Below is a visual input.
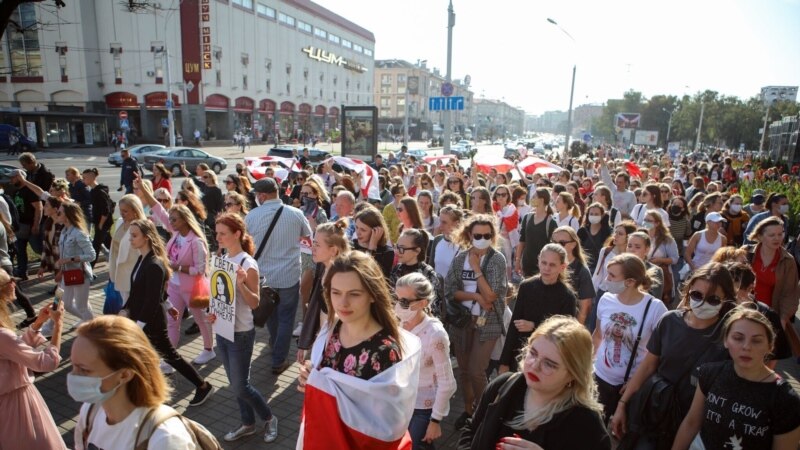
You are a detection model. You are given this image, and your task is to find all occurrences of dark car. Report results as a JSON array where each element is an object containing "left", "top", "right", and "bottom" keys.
[
  {"left": 0, "top": 124, "right": 37, "bottom": 152},
  {"left": 142, "top": 147, "right": 227, "bottom": 175},
  {"left": 266, "top": 146, "right": 331, "bottom": 164},
  {"left": 107, "top": 144, "right": 166, "bottom": 166}
]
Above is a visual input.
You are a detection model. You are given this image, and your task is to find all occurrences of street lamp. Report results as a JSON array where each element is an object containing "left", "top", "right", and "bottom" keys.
[
  {"left": 547, "top": 18, "right": 576, "bottom": 161},
  {"left": 662, "top": 107, "right": 675, "bottom": 146}
]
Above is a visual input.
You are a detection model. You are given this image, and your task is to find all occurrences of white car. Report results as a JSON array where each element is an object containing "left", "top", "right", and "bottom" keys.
[{"left": 457, "top": 140, "right": 472, "bottom": 151}]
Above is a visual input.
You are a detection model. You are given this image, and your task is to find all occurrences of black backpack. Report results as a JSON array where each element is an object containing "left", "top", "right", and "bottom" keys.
[{"left": 2, "top": 192, "right": 20, "bottom": 232}]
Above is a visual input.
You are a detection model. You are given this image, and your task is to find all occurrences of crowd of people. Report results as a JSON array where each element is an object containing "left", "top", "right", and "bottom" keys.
[{"left": 1, "top": 145, "right": 799, "bottom": 449}]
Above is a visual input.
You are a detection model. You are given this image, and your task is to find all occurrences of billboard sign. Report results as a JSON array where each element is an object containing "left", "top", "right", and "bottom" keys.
[
  {"left": 341, "top": 106, "right": 378, "bottom": 162},
  {"left": 634, "top": 130, "right": 659, "bottom": 146},
  {"left": 615, "top": 113, "right": 641, "bottom": 129}
]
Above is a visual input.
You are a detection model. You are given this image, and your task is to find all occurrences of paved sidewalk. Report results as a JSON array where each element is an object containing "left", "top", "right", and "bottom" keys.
[
  {"left": 11, "top": 260, "right": 466, "bottom": 449},
  {"left": 11, "top": 259, "right": 800, "bottom": 449}
]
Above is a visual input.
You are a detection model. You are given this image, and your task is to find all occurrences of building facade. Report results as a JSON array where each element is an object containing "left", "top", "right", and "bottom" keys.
[
  {"left": 373, "top": 59, "right": 474, "bottom": 141},
  {"left": 473, "top": 98, "right": 525, "bottom": 140},
  {"left": 0, "top": 0, "right": 374, "bottom": 147}
]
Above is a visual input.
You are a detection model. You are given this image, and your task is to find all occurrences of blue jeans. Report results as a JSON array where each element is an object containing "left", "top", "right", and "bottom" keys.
[
  {"left": 587, "top": 289, "right": 606, "bottom": 334},
  {"left": 267, "top": 282, "right": 300, "bottom": 367},
  {"left": 408, "top": 408, "right": 435, "bottom": 450},
  {"left": 216, "top": 328, "right": 272, "bottom": 426}
]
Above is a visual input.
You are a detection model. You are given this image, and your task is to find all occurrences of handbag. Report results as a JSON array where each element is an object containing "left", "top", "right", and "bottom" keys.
[
  {"left": 446, "top": 249, "right": 496, "bottom": 330},
  {"left": 189, "top": 275, "right": 211, "bottom": 309},
  {"left": 252, "top": 206, "right": 284, "bottom": 328},
  {"left": 63, "top": 267, "right": 85, "bottom": 286},
  {"left": 103, "top": 281, "right": 124, "bottom": 314}
]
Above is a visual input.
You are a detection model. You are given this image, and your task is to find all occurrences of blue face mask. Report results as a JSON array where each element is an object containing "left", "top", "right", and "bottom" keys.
[{"left": 67, "top": 371, "right": 121, "bottom": 404}]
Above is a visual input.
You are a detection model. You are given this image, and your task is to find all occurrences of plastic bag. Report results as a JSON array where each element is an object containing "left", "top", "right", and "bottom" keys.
[
  {"left": 103, "top": 281, "right": 124, "bottom": 314},
  {"left": 189, "top": 276, "right": 211, "bottom": 309}
]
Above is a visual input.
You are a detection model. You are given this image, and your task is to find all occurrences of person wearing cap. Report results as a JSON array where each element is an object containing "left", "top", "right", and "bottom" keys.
[
  {"left": 245, "top": 177, "right": 311, "bottom": 374},
  {"left": 685, "top": 211, "right": 728, "bottom": 271},
  {"left": 743, "top": 193, "right": 790, "bottom": 245},
  {"left": 743, "top": 189, "right": 766, "bottom": 217}
]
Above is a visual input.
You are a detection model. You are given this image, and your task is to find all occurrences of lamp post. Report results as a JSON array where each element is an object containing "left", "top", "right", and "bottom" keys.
[
  {"left": 662, "top": 107, "right": 675, "bottom": 146},
  {"left": 547, "top": 18, "right": 576, "bottom": 161},
  {"left": 443, "top": 0, "right": 455, "bottom": 155}
]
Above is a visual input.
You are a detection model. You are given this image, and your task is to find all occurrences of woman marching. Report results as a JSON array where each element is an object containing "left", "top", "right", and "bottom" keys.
[{"left": 123, "top": 219, "right": 215, "bottom": 407}]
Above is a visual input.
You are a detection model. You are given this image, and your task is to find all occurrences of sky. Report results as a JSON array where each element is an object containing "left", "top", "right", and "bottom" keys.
[{"left": 315, "top": 0, "right": 800, "bottom": 115}]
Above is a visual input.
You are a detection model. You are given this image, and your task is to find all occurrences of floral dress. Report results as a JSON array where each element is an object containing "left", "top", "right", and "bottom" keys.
[{"left": 320, "top": 321, "right": 401, "bottom": 380}]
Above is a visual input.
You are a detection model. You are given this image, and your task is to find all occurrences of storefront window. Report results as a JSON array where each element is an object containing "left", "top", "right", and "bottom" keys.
[{"left": 46, "top": 122, "right": 70, "bottom": 144}]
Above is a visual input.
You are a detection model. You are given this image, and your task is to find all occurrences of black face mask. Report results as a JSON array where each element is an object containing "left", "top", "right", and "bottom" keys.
[{"left": 670, "top": 205, "right": 683, "bottom": 215}]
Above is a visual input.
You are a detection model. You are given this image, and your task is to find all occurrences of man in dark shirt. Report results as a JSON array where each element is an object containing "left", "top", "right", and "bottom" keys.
[
  {"left": 298, "top": 148, "right": 310, "bottom": 168},
  {"left": 18, "top": 152, "right": 54, "bottom": 192},
  {"left": 10, "top": 170, "right": 42, "bottom": 279},
  {"left": 371, "top": 154, "right": 386, "bottom": 171},
  {"left": 118, "top": 148, "right": 139, "bottom": 193}
]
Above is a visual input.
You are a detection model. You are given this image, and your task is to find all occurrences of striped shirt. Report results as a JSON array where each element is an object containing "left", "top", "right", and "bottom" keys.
[{"left": 245, "top": 199, "right": 311, "bottom": 288}]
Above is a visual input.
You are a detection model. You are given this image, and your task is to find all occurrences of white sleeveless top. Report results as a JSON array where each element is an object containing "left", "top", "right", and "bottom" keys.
[{"left": 691, "top": 230, "right": 722, "bottom": 268}]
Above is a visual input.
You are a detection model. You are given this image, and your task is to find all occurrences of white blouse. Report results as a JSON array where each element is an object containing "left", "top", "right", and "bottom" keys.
[{"left": 409, "top": 315, "right": 457, "bottom": 421}]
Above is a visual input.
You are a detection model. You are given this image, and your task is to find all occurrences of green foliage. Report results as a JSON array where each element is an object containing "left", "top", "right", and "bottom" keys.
[
  {"left": 590, "top": 90, "right": 800, "bottom": 151},
  {"left": 737, "top": 179, "right": 800, "bottom": 236}
]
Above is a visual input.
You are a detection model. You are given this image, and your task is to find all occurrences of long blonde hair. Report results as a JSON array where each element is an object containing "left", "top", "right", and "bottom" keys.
[
  {"left": 0, "top": 270, "right": 14, "bottom": 329},
  {"left": 508, "top": 315, "right": 603, "bottom": 430}
]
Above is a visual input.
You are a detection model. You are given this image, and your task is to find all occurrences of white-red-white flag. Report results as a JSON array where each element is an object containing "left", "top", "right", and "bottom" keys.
[
  {"left": 325, "top": 156, "right": 381, "bottom": 200},
  {"left": 473, "top": 154, "right": 515, "bottom": 174},
  {"left": 517, "top": 156, "right": 564, "bottom": 176},
  {"left": 244, "top": 156, "right": 301, "bottom": 182},
  {"left": 296, "top": 326, "right": 421, "bottom": 450}
]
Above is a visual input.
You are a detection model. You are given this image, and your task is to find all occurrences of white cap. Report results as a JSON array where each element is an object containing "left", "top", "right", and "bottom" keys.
[{"left": 705, "top": 212, "right": 727, "bottom": 223}]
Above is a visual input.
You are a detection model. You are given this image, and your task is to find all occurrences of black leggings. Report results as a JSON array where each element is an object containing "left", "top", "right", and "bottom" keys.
[
  {"left": 145, "top": 322, "right": 205, "bottom": 388},
  {"left": 91, "top": 227, "right": 112, "bottom": 267}
]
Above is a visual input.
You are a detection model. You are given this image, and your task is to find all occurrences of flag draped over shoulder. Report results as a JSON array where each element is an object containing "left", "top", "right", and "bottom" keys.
[
  {"left": 297, "top": 326, "right": 422, "bottom": 450},
  {"left": 325, "top": 156, "right": 381, "bottom": 200}
]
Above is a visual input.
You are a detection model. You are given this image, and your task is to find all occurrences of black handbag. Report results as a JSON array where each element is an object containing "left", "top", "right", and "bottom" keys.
[
  {"left": 252, "top": 206, "right": 284, "bottom": 328},
  {"left": 446, "top": 249, "right": 495, "bottom": 329}
]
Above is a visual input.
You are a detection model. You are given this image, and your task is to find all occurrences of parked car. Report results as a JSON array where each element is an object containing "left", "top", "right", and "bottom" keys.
[
  {"left": 407, "top": 149, "right": 428, "bottom": 158},
  {"left": 107, "top": 144, "right": 166, "bottom": 166},
  {"left": 142, "top": 147, "right": 227, "bottom": 175},
  {"left": 0, "top": 124, "right": 37, "bottom": 152},
  {"left": 456, "top": 140, "right": 473, "bottom": 151},
  {"left": 266, "top": 146, "right": 331, "bottom": 164},
  {"left": 450, "top": 144, "right": 469, "bottom": 159}
]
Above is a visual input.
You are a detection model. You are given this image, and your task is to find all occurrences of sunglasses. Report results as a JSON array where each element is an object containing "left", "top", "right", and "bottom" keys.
[
  {"left": 473, "top": 233, "right": 492, "bottom": 240},
  {"left": 226, "top": 179, "right": 235, "bottom": 184},
  {"left": 157, "top": 198, "right": 170, "bottom": 204},
  {"left": 552, "top": 239, "right": 574, "bottom": 246},
  {"left": 396, "top": 245, "right": 419, "bottom": 254},
  {"left": 225, "top": 202, "right": 237, "bottom": 207},
  {"left": 495, "top": 192, "right": 508, "bottom": 197},
  {"left": 448, "top": 179, "right": 459, "bottom": 184},
  {"left": 688, "top": 290, "right": 723, "bottom": 306},
  {"left": 394, "top": 297, "right": 424, "bottom": 309}
]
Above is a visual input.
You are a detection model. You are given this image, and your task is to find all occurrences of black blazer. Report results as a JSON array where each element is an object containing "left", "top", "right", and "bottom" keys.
[{"left": 126, "top": 251, "right": 168, "bottom": 330}]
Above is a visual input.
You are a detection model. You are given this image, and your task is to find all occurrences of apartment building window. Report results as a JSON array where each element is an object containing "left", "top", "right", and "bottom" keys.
[
  {"left": 233, "top": 0, "right": 254, "bottom": 8},
  {"left": 364, "top": 48, "right": 373, "bottom": 57},
  {"left": 380, "top": 108, "right": 390, "bottom": 118},
  {"left": 353, "top": 43, "right": 363, "bottom": 53},
  {"left": 333, "top": 91, "right": 337, "bottom": 100},
  {"left": 297, "top": 20, "right": 312, "bottom": 33},
  {"left": 319, "top": 88, "right": 323, "bottom": 98},
  {"left": 286, "top": 82, "right": 291, "bottom": 95},
  {"left": 328, "top": 33, "right": 340, "bottom": 44},
  {"left": 397, "top": 74, "right": 406, "bottom": 84},
  {"left": 216, "top": 70, "right": 222, "bottom": 87},
  {"left": 356, "top": 81, "right": 361, "bottom": 90},
  {"left": 380, "top": 86, "right": 391, "bottom": 94},
  {"left": 397, "top": 97, "right": 405, "bottom": 107},
  {"left": 243, "top": 74, "right": 248, "bottom": 90},
  {"left": 380, "top": 97, "right": 390, "bottom": 107},
  {"left": 265, "top": 79, "right": 271, "bottom": 93},
  {"left": 304, "top": 86, "right": 308, "bottom": 97},
  {"left": 8, "top": 4, "right": 41, "bottom": 76},
  {"left": 256, "top": 3, "right": 276, "bottom": 18},
  {"left": 314, "top": 28, "right": 327, "bottom": 39},
  {"left": 286, "top": 64, "right": 291, "bottom": 75},
  {"left": 341, "top": 39, "right": 352, "bottom": 49},
  {"left": 278, "top": 12, "right": 295, "bottom": 26},
  {"left": 381, "top": 74, "right": 392, "bottom": 85}
]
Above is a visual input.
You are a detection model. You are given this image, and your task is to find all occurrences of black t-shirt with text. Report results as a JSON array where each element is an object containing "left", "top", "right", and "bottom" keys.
[{"left": 699, "top": 360, "right": 800, "bottom": 449}]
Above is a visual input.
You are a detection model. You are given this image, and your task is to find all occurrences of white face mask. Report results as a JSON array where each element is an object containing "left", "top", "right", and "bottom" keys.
[
  {"left": 604, "top": 279, "right": 627, "bottom": 294},
  {"left": 67, "top": 371, "right": 121, "bottom": 404},
  {"left": 473, "top": 238, "right": 491, "bottom": 250},
  {"left": 729, "top": 204, "right": 742, "bottom": 214},
  {"left": 588, "top": 215, "right": 602, "bottom": 224},
  {"left": 690, "top": 298, "right": 722, "bottom": 320},
  {"left": 642, "top": 221, "right": 655, "bottom": 230},
  {"left": 394, "top": 303, "right": 420, "bottom": 323},
  {"left": 779, "top": 204, "right": 789, "bottom": 215}
]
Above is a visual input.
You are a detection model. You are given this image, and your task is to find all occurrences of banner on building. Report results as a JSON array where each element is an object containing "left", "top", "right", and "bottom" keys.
[
  {"left": 615, "top": 113, "right": 641, "bottom": 129},
  {"left": 634, "top": 130, "right": 659, "bottom": 146}
]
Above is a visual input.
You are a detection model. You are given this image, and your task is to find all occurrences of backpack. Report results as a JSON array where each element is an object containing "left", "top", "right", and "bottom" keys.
[
  {"left": 83, "top": 403, "right": 223, "bottom": 450},
  {"left": 1, "top": 192, "right": 20, "bottom": 232}
]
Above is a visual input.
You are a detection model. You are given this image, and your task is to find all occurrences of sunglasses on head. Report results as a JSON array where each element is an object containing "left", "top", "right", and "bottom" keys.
[
  {"left": 688, "top": 290, "right": 723, "bottom": 306},
  {"left": 473, "top": 233, "right": 492, "bottom": 240}
]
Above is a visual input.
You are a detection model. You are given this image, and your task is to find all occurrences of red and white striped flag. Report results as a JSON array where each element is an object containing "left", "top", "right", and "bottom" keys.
[
  {"left": 517, "top": 156, "right": 564, "bottom": 176},
  {"left": 296, "top": 326, "right": 422, "bottom": 450},
  {"left": 244, "top": 156, "right": 301, "bottom": 182},
  {"left": 325, "top": 156, "right": 381, "bottom": 200}
]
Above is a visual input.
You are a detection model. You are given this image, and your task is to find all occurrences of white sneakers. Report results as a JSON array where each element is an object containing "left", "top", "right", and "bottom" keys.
[
  {"left": 192, "top": 349, "right": 216, "bottom": 365},
  {"left": 292, "top": 322, "right": 303, "bottom": 337},
  {"left": 160, "top": 360, "right": 175, "bottom": 375}
]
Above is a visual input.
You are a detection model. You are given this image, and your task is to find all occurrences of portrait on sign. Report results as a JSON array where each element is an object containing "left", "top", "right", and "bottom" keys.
[{"left": 211, "top": 271, "right": 234, "bottom": 306}]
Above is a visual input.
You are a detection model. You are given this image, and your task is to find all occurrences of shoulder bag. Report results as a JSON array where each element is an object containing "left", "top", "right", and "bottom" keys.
[{"left": 252, "top": 206, "right": 284, "bottom": 327}]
